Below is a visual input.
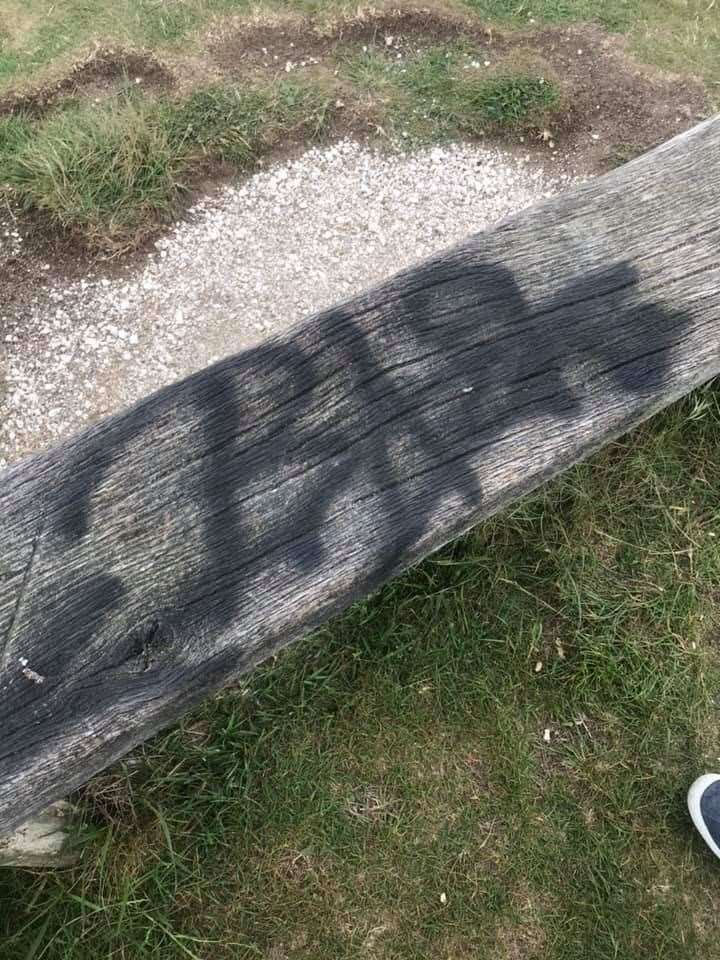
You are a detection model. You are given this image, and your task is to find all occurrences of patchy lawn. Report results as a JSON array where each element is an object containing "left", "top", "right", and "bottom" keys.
[
  {"left": 0, "top": 0, "right": 715, "bottom": 253},
  {"left": 1, "top": 0, "right": 718, "bottom": 94}
]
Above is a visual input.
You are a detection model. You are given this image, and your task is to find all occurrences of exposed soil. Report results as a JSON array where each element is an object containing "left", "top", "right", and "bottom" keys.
[
  {"left": 0, "top": 48, "right": 173, "bottom": 118},
  {"left": 523, "top": 24, "right": 706, "bottom": 168},
  {"left": 207, "top": 6, "right": 474, "bottom": 73},
  {"left": 0, "top": 7, "right": 710, "bottom": 303},
  {"left": 210, "top": 12, "right": 708, "bottom": 172},
  {"left": 0, "top": 204, "right": 139, "bottom": 316}
]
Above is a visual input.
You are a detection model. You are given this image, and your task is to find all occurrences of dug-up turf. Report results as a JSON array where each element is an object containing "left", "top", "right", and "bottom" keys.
[
  {"left": 0, "top": 7, "right": 710, "bottom": 302},
  {"left": 0, "top": 48, "right": 172, "bottom": 118},
  {"left": 208, "top": 11, "right": 709, "bottom": 172}
]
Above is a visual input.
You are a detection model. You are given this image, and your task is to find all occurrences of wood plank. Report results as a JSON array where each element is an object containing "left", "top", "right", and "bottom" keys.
[{"left": 1, "top": 116, "right": 719, "bottom": 835}]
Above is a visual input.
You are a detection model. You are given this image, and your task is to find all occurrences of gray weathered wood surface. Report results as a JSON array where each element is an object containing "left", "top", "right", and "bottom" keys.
[{"left": 1, "top": 116, "right": 719, "bottom": 835}]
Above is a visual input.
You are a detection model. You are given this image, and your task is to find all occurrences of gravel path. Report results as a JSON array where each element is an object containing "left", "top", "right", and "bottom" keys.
[{"left": 0, "top": 141, "right": 577, "bottom": 467}]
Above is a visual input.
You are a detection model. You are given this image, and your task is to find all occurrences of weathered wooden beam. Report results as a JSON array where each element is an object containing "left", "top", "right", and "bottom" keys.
[{"left": 1, "top": 116, "right": 719, "bottom": 836}]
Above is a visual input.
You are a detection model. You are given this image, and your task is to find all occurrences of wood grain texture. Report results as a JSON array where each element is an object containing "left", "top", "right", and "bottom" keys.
[{"left": 1, "top": 116, "right": 720, "bottom": 834}]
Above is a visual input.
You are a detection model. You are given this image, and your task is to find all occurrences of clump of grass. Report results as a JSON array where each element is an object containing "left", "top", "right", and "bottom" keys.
[
  {"left": 397, "top": 48, "right": 458, "bottom": 103},
  {"left": 2, "top": 98, "right": 183, "bottom": 247},
  {"left": 163, "top": 86, "right": 267, "bottom": 165},
  {"left": 458, "top": 73, "right": 560, "bottom": 129},
  {"left": 0, "top": 111, "right": 33, "bottom": 166},
  {"left": 341, "top": 47, "right": 400, "bottom": 93},
  {"left": 0, "top": 82, "right": 331, "bottom": 251},
  {"left": 161, "top": 82, "right": 329, "bottom": 166},
  {"left": 342, "top": 46, "right": 562, "bottom": 144}
]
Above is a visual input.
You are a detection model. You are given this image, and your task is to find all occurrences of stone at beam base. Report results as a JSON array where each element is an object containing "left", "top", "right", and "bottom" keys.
[{"left": 0, "top": 802, "right": 80, "bottom": 868}]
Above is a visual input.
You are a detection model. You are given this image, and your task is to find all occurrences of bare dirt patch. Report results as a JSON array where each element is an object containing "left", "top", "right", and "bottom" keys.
[
  {"left": 0, "top": 49, "right": 173, "bottom": 118},
  {"left": 211, "top": 12, "right": 708, "bottom": 173},
  {"left": 493, "top": 884, "right": 554, "bottom": 960},
  {"left": 207, "top": 6, "right": 473, "bottom": 76},
  {"left": 524, "top": 24, "right": 707, "bottom": 170},
  {"left": 0, "top": 7, "right": 710, "bottom": 303},
  {"left": 0, "top": 204, "right": 131, "bottom": 315}
]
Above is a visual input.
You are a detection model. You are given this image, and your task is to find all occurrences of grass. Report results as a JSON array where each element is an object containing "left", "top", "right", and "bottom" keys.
[
  {"left": 342, "top": 46, "right": 561, "bottom": 142},
  {"left": 0, "top": 0, "right": 215, "bottom": 91},
  {"left": 0, "top": 44, "right": 560, "bottom": 248},
  {"left": 396, "top": 49, "right": 561, "bottom": 136},
  {"left": 1, "top": 0, "right": 718, "bottom": 96},
  {"left": 462, "top": 0, "right": 720, "bottom": 84},
  {"left": 1, "top": 101, "right": 185, "bottom": 247},
  {"left": 464, "top": 0, "right": 639, "bottom": 30},
  {"left": 461, "top": 73, "right": 559, "bottom": 125},
  {"left": 4, "top": 384, "right": 720, "bottom": 957},
  {"left": 0, "top": 82, "right": 331, "bottom": 251}
]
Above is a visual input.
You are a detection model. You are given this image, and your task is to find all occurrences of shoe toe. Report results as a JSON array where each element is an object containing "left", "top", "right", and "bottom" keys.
[{"left": 688, "top": 774, "right": 720, "bottom": 859}]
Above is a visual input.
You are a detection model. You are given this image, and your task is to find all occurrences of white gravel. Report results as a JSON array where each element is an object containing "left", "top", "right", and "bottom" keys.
[{"left": 0, "top": 140, "right": 577, "bottom": 466}]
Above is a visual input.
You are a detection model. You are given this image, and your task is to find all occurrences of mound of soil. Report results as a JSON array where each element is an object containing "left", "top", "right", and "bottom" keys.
[
  {"left": 0, "top": 8, "right": 710, "bottom": 297},
  {"left": 211, "top": 13, "right": 708, "bottom": 172},
  {"left": 0, "top": 49, "right": 172, "bottom": 118}
]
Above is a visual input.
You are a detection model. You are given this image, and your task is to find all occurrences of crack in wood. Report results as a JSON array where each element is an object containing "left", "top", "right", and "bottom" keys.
[{"left": 1, "top": 514, "right": 46, "bottom": 673}]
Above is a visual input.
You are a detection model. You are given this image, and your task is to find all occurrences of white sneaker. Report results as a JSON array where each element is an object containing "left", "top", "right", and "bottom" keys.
[{"left": 688, "top": 774, "right": 720, "bottom": 860}]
